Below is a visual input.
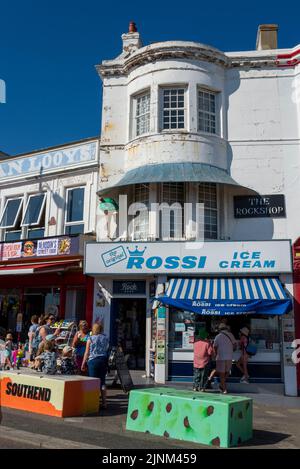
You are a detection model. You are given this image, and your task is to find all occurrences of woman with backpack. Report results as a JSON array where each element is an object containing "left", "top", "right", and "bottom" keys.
[{"left": 236, "top": 326, "right": 251, "bottom": 384}]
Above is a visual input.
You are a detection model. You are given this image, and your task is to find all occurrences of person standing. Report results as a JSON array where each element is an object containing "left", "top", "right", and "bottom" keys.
[
  {"left": 4, "top": 333, "right": 14, "bottom": 370},
  {"left": 28, "top": 315, "right": 39, "bottom": 360},
  {"left": 81, "top": 323, "right": 109, "bottom": 409},
  {"left": 213, "top": 323, "right": 237, "bottom": 394},
  {"left": 72, "top": 320, "right": 90, "bottom": 372},
  {"left": 236, "top": 327, "right": 250, "bottom": 384},
  {"left": 193, "top": 329, "right": 213, "bottom": 391}
]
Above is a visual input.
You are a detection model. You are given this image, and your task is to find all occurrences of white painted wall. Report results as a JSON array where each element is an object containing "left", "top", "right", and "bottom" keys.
[
  {"left": 0, "top": 139, "right": 100, "bottom": 240},
  {"left": 97, "top": 36, "right": 300, "bottom": 246}
]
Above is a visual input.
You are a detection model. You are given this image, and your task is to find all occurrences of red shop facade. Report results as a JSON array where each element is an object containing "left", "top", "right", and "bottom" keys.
[{"left": 0, "top": 234, "right": 93, "bottom": 340}]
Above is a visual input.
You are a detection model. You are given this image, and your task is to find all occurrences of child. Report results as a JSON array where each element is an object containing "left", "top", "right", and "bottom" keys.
[
  {"left": 60, "top": 346, "right": 76, "bottom": 375},
  {"left": 35, "top": 340, "right": 57, "bottom": 374},
  {"left": 193, "top": 329, "right": 213, "bottom": 392},
  {"left": 16, "top": 343, "right": 24, "bottom": 369},
  {"left": 4, "top": 333, "right": 14, "bottom": 370}
]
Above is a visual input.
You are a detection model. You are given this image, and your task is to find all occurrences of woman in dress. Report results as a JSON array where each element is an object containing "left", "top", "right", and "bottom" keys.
[{"left": 72, "top": 320, "right": 90, "bottom": 373}]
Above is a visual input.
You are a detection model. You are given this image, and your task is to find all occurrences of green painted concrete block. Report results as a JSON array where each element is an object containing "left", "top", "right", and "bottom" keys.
[{"left": 126, "top": 387, "right": 253, "bottom": 448}]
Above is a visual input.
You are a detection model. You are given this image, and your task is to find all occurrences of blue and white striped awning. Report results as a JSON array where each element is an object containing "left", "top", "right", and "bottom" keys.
[{"left": 158, "top": 278, "right": 292, "bottom": 315}]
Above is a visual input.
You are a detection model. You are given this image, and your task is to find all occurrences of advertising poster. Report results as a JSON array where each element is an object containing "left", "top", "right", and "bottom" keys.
[
  {"left": 182, "top": 329, "right": 194, "bottom": 349},
  {"left": 2, "top": 242, "right": 22, "bottom": 260},
  {"left": 37, "top": 238, "right": 59, "bottom": 256}
]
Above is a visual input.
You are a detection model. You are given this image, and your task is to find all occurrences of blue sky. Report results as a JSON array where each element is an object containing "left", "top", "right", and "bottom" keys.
[{"left": 0, "top": 0, "right": 300, "bottom": 155}]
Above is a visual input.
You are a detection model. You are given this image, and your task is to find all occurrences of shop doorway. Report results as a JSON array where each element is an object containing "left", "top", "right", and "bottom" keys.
[{"left": 111, "top": 298, "right": 146, "bottom": 370}]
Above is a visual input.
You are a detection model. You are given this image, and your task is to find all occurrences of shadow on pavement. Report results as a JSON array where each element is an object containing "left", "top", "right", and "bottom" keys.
[{"left": 242, "top": 429, "right": 290, "bottom": 447}]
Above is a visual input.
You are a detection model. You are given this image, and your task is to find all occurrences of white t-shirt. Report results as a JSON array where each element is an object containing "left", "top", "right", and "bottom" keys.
[{"left": 214, "top": 331, "right": 237, "bottom": 361}]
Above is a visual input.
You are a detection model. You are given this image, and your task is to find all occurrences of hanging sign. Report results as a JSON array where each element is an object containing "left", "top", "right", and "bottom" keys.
[
  {"left": 113, "top": 280, "right": 146, "bottom": 295},
  {"left": 234, "top": 195, "right": 286, "bottom": 218}
]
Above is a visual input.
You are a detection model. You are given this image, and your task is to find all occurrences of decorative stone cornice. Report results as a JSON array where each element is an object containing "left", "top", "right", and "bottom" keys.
[
  {"left": 96, "top": 40, "right": 300, "bottom": 79},
  {"left": 96, "top": 41, "right": 229, "bottom": 78}
]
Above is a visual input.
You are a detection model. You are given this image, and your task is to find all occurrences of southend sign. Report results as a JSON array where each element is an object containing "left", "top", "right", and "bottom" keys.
[
  {"left": 6, "top": 382, "right": 51, "bottom": 401},
  {"left": 85, "top": 240, "right": 292, "bottom": 275},
  {"left": 234, "top": 195, "right": 286, "bottom": 218},
  {"left": 0, "top": 141, "right": 97, "bottom": 181}
]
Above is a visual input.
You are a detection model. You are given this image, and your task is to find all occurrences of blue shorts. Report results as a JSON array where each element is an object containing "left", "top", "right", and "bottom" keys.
[{"left": 88, "top": 356, "right": 108, "bottom": 387}]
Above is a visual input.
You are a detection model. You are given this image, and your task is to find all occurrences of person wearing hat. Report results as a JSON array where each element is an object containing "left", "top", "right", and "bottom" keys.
[
  {"left": 213, "top": 323, "right": 237, "bottom": 394},
  {"left": 236, "top": 326, "right": 250, "bottom": 384},
  {"left": 60, "top": 345, "right": 76, "bottom": 375},
  {"left": 193, "top": 329, "right": 213, "bottom": 392}
]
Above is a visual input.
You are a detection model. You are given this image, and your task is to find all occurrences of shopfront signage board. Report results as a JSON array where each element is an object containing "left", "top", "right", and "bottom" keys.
[
  {"left": 0, "top": 141, "right": 97, "bottom": 182},
  {"left": 0, "top": 236, "right": 78, "bottom": 261},
  {"left": 113, "top": 280, "right": 146, "bottom": 295},
  {"left": 85, "top": 240, "right": 292, "bottom": 275}
]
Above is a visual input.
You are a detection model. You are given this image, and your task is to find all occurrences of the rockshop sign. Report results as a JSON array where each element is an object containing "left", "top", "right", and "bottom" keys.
[
  {"left": 234, "top": 195, "right": 286, "bottom": 218},
  {"left": 85, "top": 240, "right": 292, "bottom": 275}
]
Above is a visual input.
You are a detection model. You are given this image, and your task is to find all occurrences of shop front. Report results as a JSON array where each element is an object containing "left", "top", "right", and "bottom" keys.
[
  {"left": 0, "top": 234, "right": 94, "bottom": 340},
  {"left": 85, "top": 239, "right": 297, "bottom": 396}
]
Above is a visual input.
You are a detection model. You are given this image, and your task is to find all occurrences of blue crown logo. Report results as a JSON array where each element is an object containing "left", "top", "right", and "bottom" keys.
[{"left": 127, "top": 246, "right": 147, "bottom": 256}]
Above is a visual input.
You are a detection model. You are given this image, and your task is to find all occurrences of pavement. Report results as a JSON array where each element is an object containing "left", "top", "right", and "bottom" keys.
[{"left": 0, "top": 371, "right": 299, "bottom": 449}]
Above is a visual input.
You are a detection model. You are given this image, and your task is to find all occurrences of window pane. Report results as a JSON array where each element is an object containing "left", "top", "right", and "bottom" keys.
[
  {"left": 0, "top": 199, "right": 22, "bottom": 228},
  {"left": 22, "top": 194, "right": 45, "bottom": 225},
  {"left": 5, "top": 230, "right": 21, "bottom": 241},
  {"left": 28, "top": 228, "right": 45, "bottom": 239},
  {"left": 135, "top": 93, "right": 150, "bottom": 136},
  {"left": 198, "top": 183, "right": 218, "bottom": 239},
  {"left": 133, "top": 183, "right": 149, "bottom": 240},
  {"left": 66, "top": 188, "right": 84, "bottom": 222},
  {"left": 198, "top": 90, "right": 216, "bottom": 134},
  {"left": 162, "top": 88, "right": 185, "bottom": 130},
  {"left": 65, "top": 224, "right": 84, "bottom": 235}
]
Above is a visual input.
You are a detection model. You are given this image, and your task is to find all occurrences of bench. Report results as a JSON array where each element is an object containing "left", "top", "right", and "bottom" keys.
[{"left": 126, "top": 387, "right": 253, "bottom": 447}]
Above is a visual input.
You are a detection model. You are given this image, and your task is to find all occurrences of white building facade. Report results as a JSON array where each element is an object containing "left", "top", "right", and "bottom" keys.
[{"left": 85, "top": 24, "right": 300, "bottom": 395}]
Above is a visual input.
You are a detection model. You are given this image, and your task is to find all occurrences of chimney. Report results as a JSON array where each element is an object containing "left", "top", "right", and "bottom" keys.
[
  {"left": 122, "top": 21, "right": 142, "bottom": 54},
  {"left": 256, "top": 24, "right": 278, "bottom": 50}
]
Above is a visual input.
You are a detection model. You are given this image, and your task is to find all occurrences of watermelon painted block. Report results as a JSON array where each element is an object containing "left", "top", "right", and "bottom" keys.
[{"left": 126, "top": 387, "right": 253, "bottom": 448}]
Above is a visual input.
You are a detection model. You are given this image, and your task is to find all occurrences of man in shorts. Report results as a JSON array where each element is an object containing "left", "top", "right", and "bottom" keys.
[{"left": 213, "top": 323, "right": 237, "bottom": 394}]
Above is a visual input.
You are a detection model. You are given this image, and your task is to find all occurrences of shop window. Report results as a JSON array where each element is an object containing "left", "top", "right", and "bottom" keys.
[
  {"left": 132, "top": 183, "right": 149, "bottom": 240},
  {"left": 133, "top": 91, "right": 150, "bottom": 137},
  {"left": 161, "top": 87, "right": 186, "bottom": 130},
  {"left": 198, "top": 183, "right": 218, "bottom": 239},
  {"left": 0, "top": 197, "right": 23, "bottom": 229},
  {"left": 169, "top": 308, "right": 210, "bottom": 350},
  {"left": 250, "top": 317, "right": 280, "bottom": 353},
  {"left": 161, "top": 182, "right": 185, "bottom": 240},
  {"left": 198, "top": 89, "right": 217, "bottom": 134},
  {"left": 65, "top": 187, "right": 85, "bottom": 235}
]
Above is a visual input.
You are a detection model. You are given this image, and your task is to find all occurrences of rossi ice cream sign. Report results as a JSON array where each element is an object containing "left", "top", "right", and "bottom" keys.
[{"left": 85, "top": 240, "right": 292, "bottom": 275}]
